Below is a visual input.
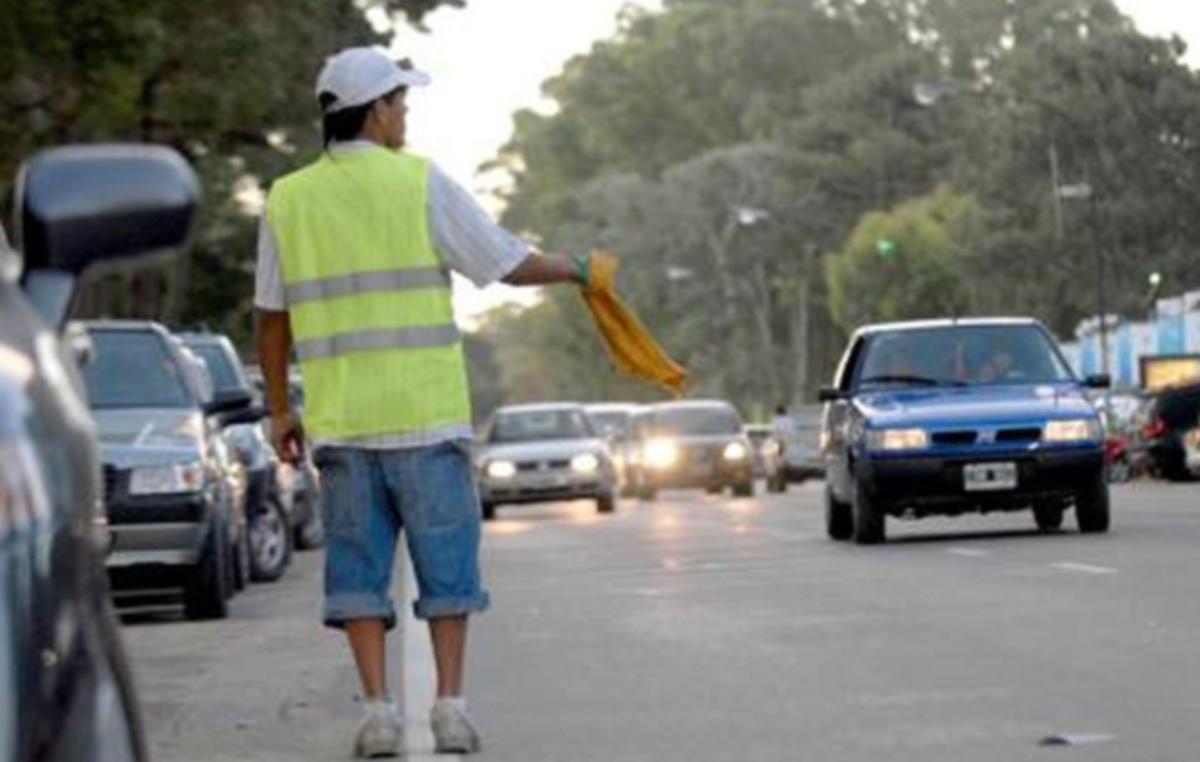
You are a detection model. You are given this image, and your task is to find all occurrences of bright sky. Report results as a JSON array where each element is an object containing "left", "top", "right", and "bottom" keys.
[{"left": 381, "top": 0, "right": 1200, "bottom": 322}]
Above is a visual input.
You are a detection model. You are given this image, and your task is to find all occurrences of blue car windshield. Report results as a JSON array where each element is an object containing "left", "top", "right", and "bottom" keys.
[{"left": 856, "top": 325, "right": 1074, "bottom": 389}]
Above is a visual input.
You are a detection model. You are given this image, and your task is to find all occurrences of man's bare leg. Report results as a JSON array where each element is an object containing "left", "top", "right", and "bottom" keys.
[
  {"left": 346, "top": 619, "right": 389, "bottom": 700},
  {"left": 429, "top": 615, "right": 468, "bottom": 697}
]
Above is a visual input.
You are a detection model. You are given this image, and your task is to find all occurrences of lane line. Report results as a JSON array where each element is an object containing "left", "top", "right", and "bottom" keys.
[
  {"left": 1052, "top": 562, "right": 1119, "bottom": 575},
  {"left": 947, "top": 548, "right": 992, "bottom": 557}
]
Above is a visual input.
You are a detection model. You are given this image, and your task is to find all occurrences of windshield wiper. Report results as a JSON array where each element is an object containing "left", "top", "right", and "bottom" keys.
[{"left": 859, "top": 375, "right": 966, "bottom": 388}]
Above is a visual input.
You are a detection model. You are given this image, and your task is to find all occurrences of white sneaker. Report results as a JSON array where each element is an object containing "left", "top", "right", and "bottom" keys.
[
  {"left": 354, "top": 701, "right": 404, "bottom": 759},
  {"left": 430, "top": 699, "right": 482, "bottom": 754}
]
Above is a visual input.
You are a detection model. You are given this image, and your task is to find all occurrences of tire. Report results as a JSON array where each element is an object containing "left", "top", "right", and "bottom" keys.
[
  {"left": 597, "top": 493, "right": 616, "bottom": 514},
  {"left": 825, "top": 485, "right": 853, "bottom": 541},
  {"left": 184, "top": 521, "right": 230, "bottom": 621},
  {"left": 733, "top": 479, "right": 754, "bottom": 498},
  {"left": 705, "top": 485, "right": 722, "bottom": 495},
  {"left": 250, "top": 497, "right": 293, "bottom": 583},
  {"left": 851, "top": 477, "right": 886, "bottom": 545},
  {"left": 1076, "top": 476, "right": 1111, "bottom": 534},
  {"left": 638, "top": 485, "right": 657, "bottom": 502},
  {"left": 767, "top": 473, "right": 787, "bottom": 494},
  {"left": 1033, "top": 501, "right": 1065, "bottom": 532},
  {"left": 231, "top": 524, "right": 250, "bottom": 593},
  {"left": 481, "top": 502, "right": 497, "bottom": 521}
]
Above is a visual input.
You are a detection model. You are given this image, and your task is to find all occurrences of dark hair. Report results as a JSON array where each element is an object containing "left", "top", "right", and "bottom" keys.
[{"left": 319, "top": 87, "right": 406, "bottom": 148}]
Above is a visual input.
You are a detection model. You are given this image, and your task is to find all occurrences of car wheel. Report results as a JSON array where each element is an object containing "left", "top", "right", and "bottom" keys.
[
  {"left": 825, "top": 485, "right": 853, "bottom": 541},
  {"left": 1076, "top": 476, "right": 1111, "bottom": 534},
  {"left": 1033, "top": 500, "right": 1065, "bottom": 532},
  {"left": 482, "top": 502, "right": 497, "bottom": 521},
  {"left": 851, "top": 477, "right": 885, "bottom": 545},
  {"left": 597, "top": 493, "right": 616, "bottom": 514},
  {"left": 637, "top": 485, "right": 657, "bottom": 502},
  {"left": 767, "top": 473, "right": 787, "bottom": 493},
  {"left": 250, "top": 497, "right": 292, "bottom": 583},
  {"left": 231, "top": 524, "right": 250, "bottom": 593},
  {"left": 184, "top": 521, "right": 230, "bottom": 621},
  {"left": 733, "top": 479, "right": 754, "bottom": 498},
  {"left": 705, "top": 485, "right": 722, "bottom": 495}
]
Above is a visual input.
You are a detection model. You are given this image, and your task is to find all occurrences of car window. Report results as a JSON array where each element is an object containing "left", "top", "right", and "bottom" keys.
[
  {"left": 490, "top": 409, "right": 593, "bottom": 443},
  {"left": 588, "top": 411, "right": 632, "bottom": 439},
  {"left": 84, "top": 331, "right": 194, "bottom": 410},
  {"left": 855, "top": 325, "right": 1074, "bottom": 389},
  {"left": 650, "top": 406, "right": 742, "bottom": 436},
  {"left": 187, "top": 342, "right": 244, "bottom": 395}
]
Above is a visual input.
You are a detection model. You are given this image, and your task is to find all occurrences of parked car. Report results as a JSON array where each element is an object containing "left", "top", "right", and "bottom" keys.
[
  {"left": 82, "top": 320, "right": 255, "bottom": 618},
  {"left": 1132, "top": 381, "right": 1200, "bottom": 481},
  {"left": 1, "top": 145, "right": 199, "bottom": 762},
  {"left": 629, "top": 400, "right": 755, "bottom": 500},
  {"left": 820, "top": 318, "right": 1110, "bottom": 544},
  {"left": 478, "top": 403, "right": 618, "bottom": 520},
  {"left": 764, "top": 405, "right": 825, "bottom": 493},
  {"left": 180, "top": 332, "right": 294, "bottom": 582},
  {"left": 584, "top": 402, "right": 642, "bottom": 496}
]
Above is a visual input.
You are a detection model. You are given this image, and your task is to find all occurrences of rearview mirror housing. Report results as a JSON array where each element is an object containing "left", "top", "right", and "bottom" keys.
[{"left": 818, "top": 386, "right": 847, "bottom": 403}]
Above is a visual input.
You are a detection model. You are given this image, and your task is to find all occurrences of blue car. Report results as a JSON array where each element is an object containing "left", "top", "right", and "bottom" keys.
[{"left": 820, "top": 319, "right": 1111, "bottom": 544}]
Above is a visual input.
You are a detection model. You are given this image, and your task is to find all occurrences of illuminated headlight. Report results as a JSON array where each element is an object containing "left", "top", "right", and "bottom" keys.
[
  {"left": 723, "top": 442, "right": 748, "bottom": 461},
  {"left": 571, "top": 453, "right": 601, "bottom": 473},
  {"left": 1044, "top": 419, "right": 1101, "bottom": 443},
  {"left": 129, "top": 463, "right": 205, "bottom": 496},
  {"left": 644, "top": 439, "right": 679, "bottom": 469},
  {"left": 486, "top": 461, "right": 517, "bottom": 479},
  {"left": 865, "top": 428, "right": 930, "bottom": 452}
]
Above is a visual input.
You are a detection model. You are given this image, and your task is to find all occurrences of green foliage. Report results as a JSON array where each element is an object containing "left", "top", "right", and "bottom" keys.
[{"left": 826, "top": 185, "right": 979, "bottom": 330}]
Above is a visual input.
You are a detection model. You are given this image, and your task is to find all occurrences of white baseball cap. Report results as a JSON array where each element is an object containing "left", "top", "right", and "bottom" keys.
[{"left": 315, "top": 47, "right": 431, "bottom": 114}]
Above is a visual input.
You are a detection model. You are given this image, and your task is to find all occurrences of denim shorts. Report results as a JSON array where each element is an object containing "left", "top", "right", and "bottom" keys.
[{"left": 314, "top": 440, "right": 490, "bottom": 629}]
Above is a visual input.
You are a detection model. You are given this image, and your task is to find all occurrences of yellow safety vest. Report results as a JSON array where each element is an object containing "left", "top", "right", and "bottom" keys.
[{"left": 266, "top": 147, "right": 471, "bottom": 440}]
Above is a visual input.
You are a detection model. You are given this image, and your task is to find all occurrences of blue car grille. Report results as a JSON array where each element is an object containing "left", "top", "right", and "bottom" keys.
[{"left": 931, "top": 427, "right": 1043, "bottom": 446}]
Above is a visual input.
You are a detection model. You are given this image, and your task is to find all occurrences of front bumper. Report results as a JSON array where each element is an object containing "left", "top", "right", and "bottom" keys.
[
  {"left": 859, "top": 446, "right": 1104, "bottom": 517},
  {"left": 642, "top": 458, "right": 753, "bottom": 490},
  {"left": 104, "top": 492, "right": 215, "bottom": 570},
  {"left": 482, "top": 472, "right": 614, "bottom": 506}
]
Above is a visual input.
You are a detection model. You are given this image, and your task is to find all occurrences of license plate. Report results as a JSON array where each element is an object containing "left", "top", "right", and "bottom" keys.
[{"left": 963, "top": 462, "right": 1017, "bottom": 492}]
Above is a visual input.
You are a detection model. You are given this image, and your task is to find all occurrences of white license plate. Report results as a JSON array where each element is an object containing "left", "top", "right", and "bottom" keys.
[{"left": 963, "top": 462, "right": 1017, "bottom": 492}]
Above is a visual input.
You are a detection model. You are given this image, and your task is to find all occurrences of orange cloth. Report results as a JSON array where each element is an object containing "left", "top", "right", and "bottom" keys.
[{"left": 580, "top": 251, "right": 688, "bottom": 396}]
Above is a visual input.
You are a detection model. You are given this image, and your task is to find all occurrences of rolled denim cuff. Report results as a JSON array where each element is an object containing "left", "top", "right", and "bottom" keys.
[
  {"left": 323, "top": 592, "right": 398, "bottom": 631},
  {"left": 413, "top": 591, "right": 491, "bottom": 621}
]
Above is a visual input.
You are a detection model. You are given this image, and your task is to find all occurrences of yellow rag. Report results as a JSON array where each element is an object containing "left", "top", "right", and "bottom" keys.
[{"left": 580, "top": 251, "right": 689, "bottom": 396}]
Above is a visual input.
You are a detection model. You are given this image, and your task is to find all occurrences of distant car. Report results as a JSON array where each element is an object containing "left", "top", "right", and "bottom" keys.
[
  {"left": 764, "top": 405, "right": 825, "bottom": 493},
  {"left": 83, "top": 321, "right": 256, "bottom": 618},
  {"left": 584, "top": 402, "right": 642, "bottom": 496},
  {"left": 629, "top": 400, "right": 755, "bottom": 500},
  {"left": 179, "top": 332, "right": 294, "bottom": 582},
  {"left": 478, "top": 403, "right": 618, "bottom": 520},
  {"left": 1133, "top": 381, "right": 1200, "bottom": 481},
  {"left": 1, "top": 144, "right": 199, "bottom": 762},
  {"left": 821, "top": 318, "right": 1111, "bottom": 544}
]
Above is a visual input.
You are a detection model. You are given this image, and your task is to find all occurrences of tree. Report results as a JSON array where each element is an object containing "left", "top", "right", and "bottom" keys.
[{"left": 826, "top": 185, "right": 979, "bottom": 331}]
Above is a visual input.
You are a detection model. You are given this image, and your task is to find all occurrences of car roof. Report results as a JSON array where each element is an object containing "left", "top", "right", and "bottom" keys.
[
  {"left": 646, "top": 399, "right": 736, "bottom": 411},
  {"left": 80, "top": 319, "right": 171, "bottom": 335},
  {"left": 854, "top": 318, "right": 1043, "bottom": 338},
  {"left": 584, "top": 403, "right": 641, "bottom": 414},
  {"left": 494, "top": 402, "right": 586, "bottom": 415}
]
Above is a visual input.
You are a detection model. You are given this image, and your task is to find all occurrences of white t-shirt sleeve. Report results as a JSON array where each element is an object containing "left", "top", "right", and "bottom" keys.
[
  {"left": 254, "top": 217, "right": 287, "bottom": 311},
  {"left": 427, "top": 162, "right": 530, "bottom": 288}
]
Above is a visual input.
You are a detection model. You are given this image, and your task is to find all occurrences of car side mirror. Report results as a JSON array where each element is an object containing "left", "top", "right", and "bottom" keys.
[
  {"left": 818, "top": 386, "right": 847, "bottom": 403},
  {"left": 1084, "top": 374, "right": 1112, "bottom": 390},
  {"left": 219, "top": 404, "right": 267, "bottom": 428},
  {"left": 205, "top": 390, "right": 255, "bottom": 418},
  {"left": 16, "top": 145, "right": 200, "bottom": 327}
]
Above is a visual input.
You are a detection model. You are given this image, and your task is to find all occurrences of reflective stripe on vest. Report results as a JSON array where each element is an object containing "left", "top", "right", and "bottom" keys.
[{"left": 267, "top": 148, "right": 472, "bottom": 440}]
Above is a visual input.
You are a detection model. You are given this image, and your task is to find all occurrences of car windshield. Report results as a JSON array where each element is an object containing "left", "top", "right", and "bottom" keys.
[
  {"left": 588, "top": 411, "right": 632, "bottom": 439},
  {"left": 84, "top": 331, "right": 193, "bottom": 410},
  {"left": 186, "top": 343, "right": 242, "bottom": 395},
  {"left": 856, "top": 325, "right": 1074, "bottom": 389},
  {"left": 650, "top": 407, "right": 742, "bottom": 436},
  {"left": 490, "top": 409, "right": 593, "bottom": 443}
]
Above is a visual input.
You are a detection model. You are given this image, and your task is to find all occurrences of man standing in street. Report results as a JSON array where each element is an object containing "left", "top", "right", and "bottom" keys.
[{"left": 255, "top": 47, "right": 597, "bottom": 758}]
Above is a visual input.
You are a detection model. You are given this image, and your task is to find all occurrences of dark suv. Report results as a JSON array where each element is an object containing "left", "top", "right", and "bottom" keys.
[{"left": 1, "top": 146, "right": 199, "bottom": 762}]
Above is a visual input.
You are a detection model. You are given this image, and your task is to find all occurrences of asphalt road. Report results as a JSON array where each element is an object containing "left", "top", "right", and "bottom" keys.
[{"left": 123, "top": 481, "right": 1200, "bottom": 762}]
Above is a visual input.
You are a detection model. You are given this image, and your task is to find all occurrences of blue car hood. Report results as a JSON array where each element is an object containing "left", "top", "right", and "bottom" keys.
[{"left": 855, "top": 384, "right": 1096, "bottom": 429}]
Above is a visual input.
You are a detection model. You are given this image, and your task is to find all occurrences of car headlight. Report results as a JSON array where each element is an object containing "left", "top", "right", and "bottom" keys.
[
  {"left": 1044, "top": 419, "right": 1101, "bottom": 443},
  {"left": 865, "top": 428, "right": 930, "bottom": 452},
  {"left": 486, "top": 460, "right": 517, "bottom": 479},
  {"left": 723, "top": 442, "right": 748, "bottom": 461},
  {"left": 129, "top": 463, "right": 206, "bottom": 496},
  {"left": 644, "top": 439, "right": 679, "bottom": 469},
  {"left": 570, "top": 453, "right": 601, "bottom": 473}
]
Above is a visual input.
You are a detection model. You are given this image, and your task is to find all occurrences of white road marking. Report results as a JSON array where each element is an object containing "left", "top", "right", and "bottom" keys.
[
  {"left": 1052, "top": 562, "right": 1119, "bottom": 575},
  {"left": 947, "top": 548, "right": 992, "bottom": 557}
]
